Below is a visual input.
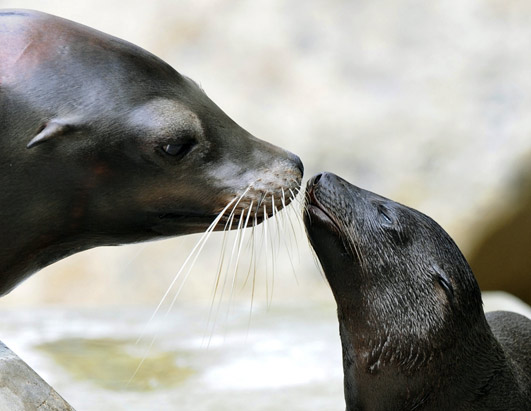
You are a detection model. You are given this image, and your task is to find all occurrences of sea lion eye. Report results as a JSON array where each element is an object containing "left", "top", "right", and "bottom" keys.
[
  {"left": 161, "top": 141, "right": 195, "bottom": 158},
  {"left": 378, "top": 205, "right": 393, "bottom": 225},
  {"left": 433, "top": 265, "right": 454, "bottom": 302},
  {"left": 162, "top": 144, "right": 182, "bottom": 155}
]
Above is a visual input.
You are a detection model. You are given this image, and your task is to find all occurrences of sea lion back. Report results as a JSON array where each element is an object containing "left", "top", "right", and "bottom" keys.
[{"left": 487, "top": 311, "right": 531, "bottom": 397}]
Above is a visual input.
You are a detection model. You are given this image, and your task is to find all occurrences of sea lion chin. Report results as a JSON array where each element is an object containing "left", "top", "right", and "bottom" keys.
[
  {"left": 0, "top": 10, "right": 303, "bottom": 296},
  {"left": 304, "top": 172, "right": 531, "bottom": 411}
]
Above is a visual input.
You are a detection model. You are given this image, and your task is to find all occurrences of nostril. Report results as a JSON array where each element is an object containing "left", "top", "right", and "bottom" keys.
[{"left": 313, "top": 173, "right": 322, "bottom": 185}]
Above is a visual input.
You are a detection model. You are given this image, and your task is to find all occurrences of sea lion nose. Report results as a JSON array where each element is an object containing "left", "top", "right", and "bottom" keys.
[
  {"left": 307, "top": 173, "right": 326, "bottom": 195},
  {"left": 288, "top": 152, "right": 304, "bottom": 175},
  {"left": 312, "top": 173, "right": 323, "bottom": 186},
  {"left": 308, "top": 172, "right": 344, "bottom": 191},
  {"left": 310, "top": 172, "right": 336, "bottom": 187}
]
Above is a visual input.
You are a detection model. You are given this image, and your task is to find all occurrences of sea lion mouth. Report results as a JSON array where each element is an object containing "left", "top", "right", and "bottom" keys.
[
  {"left": 150, "top": 212, "right": 219, "bottom": 236},
  {"left": 158, "top": 212, "right": 216, "bottom": 220},
  {"left": 157, "top": 207, "right": 269, "bottom": 231},
  {"left": 305, "top": 174, "right": 343, "bottom": 234}
]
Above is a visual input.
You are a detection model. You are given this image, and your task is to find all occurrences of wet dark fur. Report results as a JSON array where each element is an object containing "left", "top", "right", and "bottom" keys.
[{"left": 304, "top": 172, "right": 531, "bottom": 411}]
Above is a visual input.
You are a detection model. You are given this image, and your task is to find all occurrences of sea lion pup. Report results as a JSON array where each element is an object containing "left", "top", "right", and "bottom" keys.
[
  {"left": 304, "top": 172, "right": 530, "bottom": 410},
  {"left": 0, "top": 10, "right": 303, "bottom": 296}
]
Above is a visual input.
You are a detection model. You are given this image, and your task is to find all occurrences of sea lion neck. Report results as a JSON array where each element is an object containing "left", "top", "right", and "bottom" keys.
[{"left": 338, "top": 310, "right": 505, "bottom": 410}]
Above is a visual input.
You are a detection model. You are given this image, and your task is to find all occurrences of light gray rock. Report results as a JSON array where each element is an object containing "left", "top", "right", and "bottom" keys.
[{"left": 0, "top": 341, "right": 74, "bottom": 411}]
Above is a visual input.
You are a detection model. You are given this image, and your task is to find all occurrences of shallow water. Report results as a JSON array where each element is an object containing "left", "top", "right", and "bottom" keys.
[
  {"left": 0, "top": 303, "right": 345, "bottom": 411},
  {"left": 1, "top": 294, "right": 529, "bottom": 410}
]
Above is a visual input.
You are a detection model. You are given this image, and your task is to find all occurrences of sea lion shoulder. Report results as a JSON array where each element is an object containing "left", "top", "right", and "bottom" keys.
[{"left": 487, "top": 311, "right": 531, "bottom": 376}]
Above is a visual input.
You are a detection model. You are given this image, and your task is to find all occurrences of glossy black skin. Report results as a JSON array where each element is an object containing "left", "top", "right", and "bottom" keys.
[
  {"left": 304, "top": 172, "right": 531, "bottom": 411},
  {"left": 0, "top": 10, "right": 303, "bottom": 295}
]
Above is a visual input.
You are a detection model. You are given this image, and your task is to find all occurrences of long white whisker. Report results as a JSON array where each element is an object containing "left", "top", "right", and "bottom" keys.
[
  {"left": 127, "top": 334, "right": 158, "bottom": 387},
  {"left": 281, "top": 189, "right": 298, "bottom": 254},
  {"left": 241, "top": 216, "right": 257, "bottom": 289},
  {"left": 247, "top": 214, "right": 257, "bottom": 332},
  {"left": 217, "top": 210, "right": 246, "bottom": 341},
  {"left": 206, "top": 212, "right": 236, "bottom": 345},
  {"left": 272, "top": 195, "right": 282, "bottom": 258},
  {"left": 248, "top": 213, "right": 258, "bottom": 330},
  {"left": 263, "top": 203, "right": 270, "bottom": 305},
  {"left": 227, "top": 203, "right": 252, "bottom": 314},
  {"left": 206, "top": 183, "right": 255, "bottom": 342},
  {"left": 288, "top": 190, "right": 305, "bottom": 262},
  {"left": 277, "top": 204, "right": 298, "bottom": 285},
  {"left": 267, "top": 197, "right": 276, "bottom": 308},
  {"left": 203, "top": 212, "right": 234, "bottom": 346},
  {"left": 136, "top": 196, "right": 237, "bottom": 344},
  {"left": 165, "top": 214, "right": 226, "bottom": 315},
  {"left": 225, "top": 185, "right": 253, "bottom": 224},
  {"left": 290, "top": 188, "right": 309, "bottom": 227}
]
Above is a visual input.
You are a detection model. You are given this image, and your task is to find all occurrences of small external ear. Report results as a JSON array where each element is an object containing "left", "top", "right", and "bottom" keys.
[{"left": 26, "top": 119, "right": 78, "bottom": 149}]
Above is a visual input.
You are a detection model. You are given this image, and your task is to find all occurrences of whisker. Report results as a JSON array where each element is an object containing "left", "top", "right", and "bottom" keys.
[
  {"left": 225, "top": 184, "right": 253, "bottom": 225},
  {"left": 214, "top": 208, "right": 245, "bottom": 342},
  {"left": 241, "top": 216, "right": 257, "bottom": 290},
  {"left": 277, "top": 203, "right": 299, "bottom": 285},
  {"left": 262, "top": 203, "right": 270, "bottom": 305},
  {"left": 136, "top": 196, "right": 237, "bottom": 344},
  {"left": 167, "top": 228, "right": 222, "bottom": 315},
  {"left": 249, "top": 212, "right": 259, "bottom": 326},
  {"left": 256, "top": 192, "right": 266, "bottom": 216},
  {"left": 226, "top": 201, "right": 253, "bottom": 320},
  {"left": 166, "top": 184, "right": 256, "bottom": 317},
  {"left": 289, "top": 187, "right": 311, "bottom": 222},
  {"left": 268, "top": 197, "right": 276, "bottom": 308},
  {"left": 127, "top": 334, "right": 158, "bottom": 387},
  {"left": 204, "top": 213, "right": 234, "bottom": 346},
  {"left": 205, "top": 181, "right": 258, "bottom": 344},
  {"left": 205, "top": 213, "right": 236, "bottom": 346},
  {"left": 284, "top": 195, "right": 302, "bottom": 265},
  {"left": 271, "top": 195, "right": 282, "bottom": 257},
  {"left": 219, "top": 208, "right": 245, "bottom": 324}
]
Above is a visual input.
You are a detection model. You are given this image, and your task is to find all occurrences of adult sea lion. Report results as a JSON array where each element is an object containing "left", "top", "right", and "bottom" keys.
[
  {"left": 0, "top": 10, "right": 303, "bottom": 296},
  {"left": 304, "top": 172, "right": 530, "bottom": 410}
]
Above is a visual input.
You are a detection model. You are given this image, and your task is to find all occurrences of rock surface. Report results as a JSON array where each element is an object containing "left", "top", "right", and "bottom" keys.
[
  {"left": 0, "top": 341, "right": 74, "bottom": 411},
  {"left": 468, "top": 163, "right": 531, "bottom": 303}
]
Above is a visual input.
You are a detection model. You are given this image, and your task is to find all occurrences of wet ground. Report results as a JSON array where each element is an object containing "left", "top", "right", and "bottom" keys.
[
  {"left": 0, "top": 303, "right": 344, "bottom": 411},
  {"left": 1, "top": 294, "right": 530, "bottom": 410}
]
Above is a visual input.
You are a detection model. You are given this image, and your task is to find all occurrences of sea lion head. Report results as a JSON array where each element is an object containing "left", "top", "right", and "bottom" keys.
[
  {"left": 2, "top": 10, "right": 302, "bottom": 240},
  {"left": 304, "top": 172, "right": 483, "bottom": 342},
  {"left": 303, "top": 172, "right": 492, "bottom": 408},
  {"left": 0, "top": 10, "right": 302, "bottom": 294}
]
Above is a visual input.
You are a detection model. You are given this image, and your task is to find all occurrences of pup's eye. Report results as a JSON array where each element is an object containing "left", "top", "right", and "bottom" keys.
[
  {"left": 438, "top": 274, "right": 454, "bottom": 301},
  {"left": 433, "top": 264, "right": 454, "bottom": 302},
  {"left": 161, "top": 141, "right": 195, "bottom": 158},
  {"left": 378, "top": 205, "right": 393, "bottom": 224},
  {"left": 163, "top": 144, "right": 183, "bottom": 155}
]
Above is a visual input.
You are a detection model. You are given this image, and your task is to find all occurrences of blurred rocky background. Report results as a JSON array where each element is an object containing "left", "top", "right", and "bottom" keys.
[{"left": 0, "top": 1, "right": 530, "bottom": 410}]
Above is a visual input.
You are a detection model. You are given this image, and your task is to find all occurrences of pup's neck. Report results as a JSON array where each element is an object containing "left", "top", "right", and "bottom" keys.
[{"left": 337, "top": 307, "right": 502, "bottom": 411}]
